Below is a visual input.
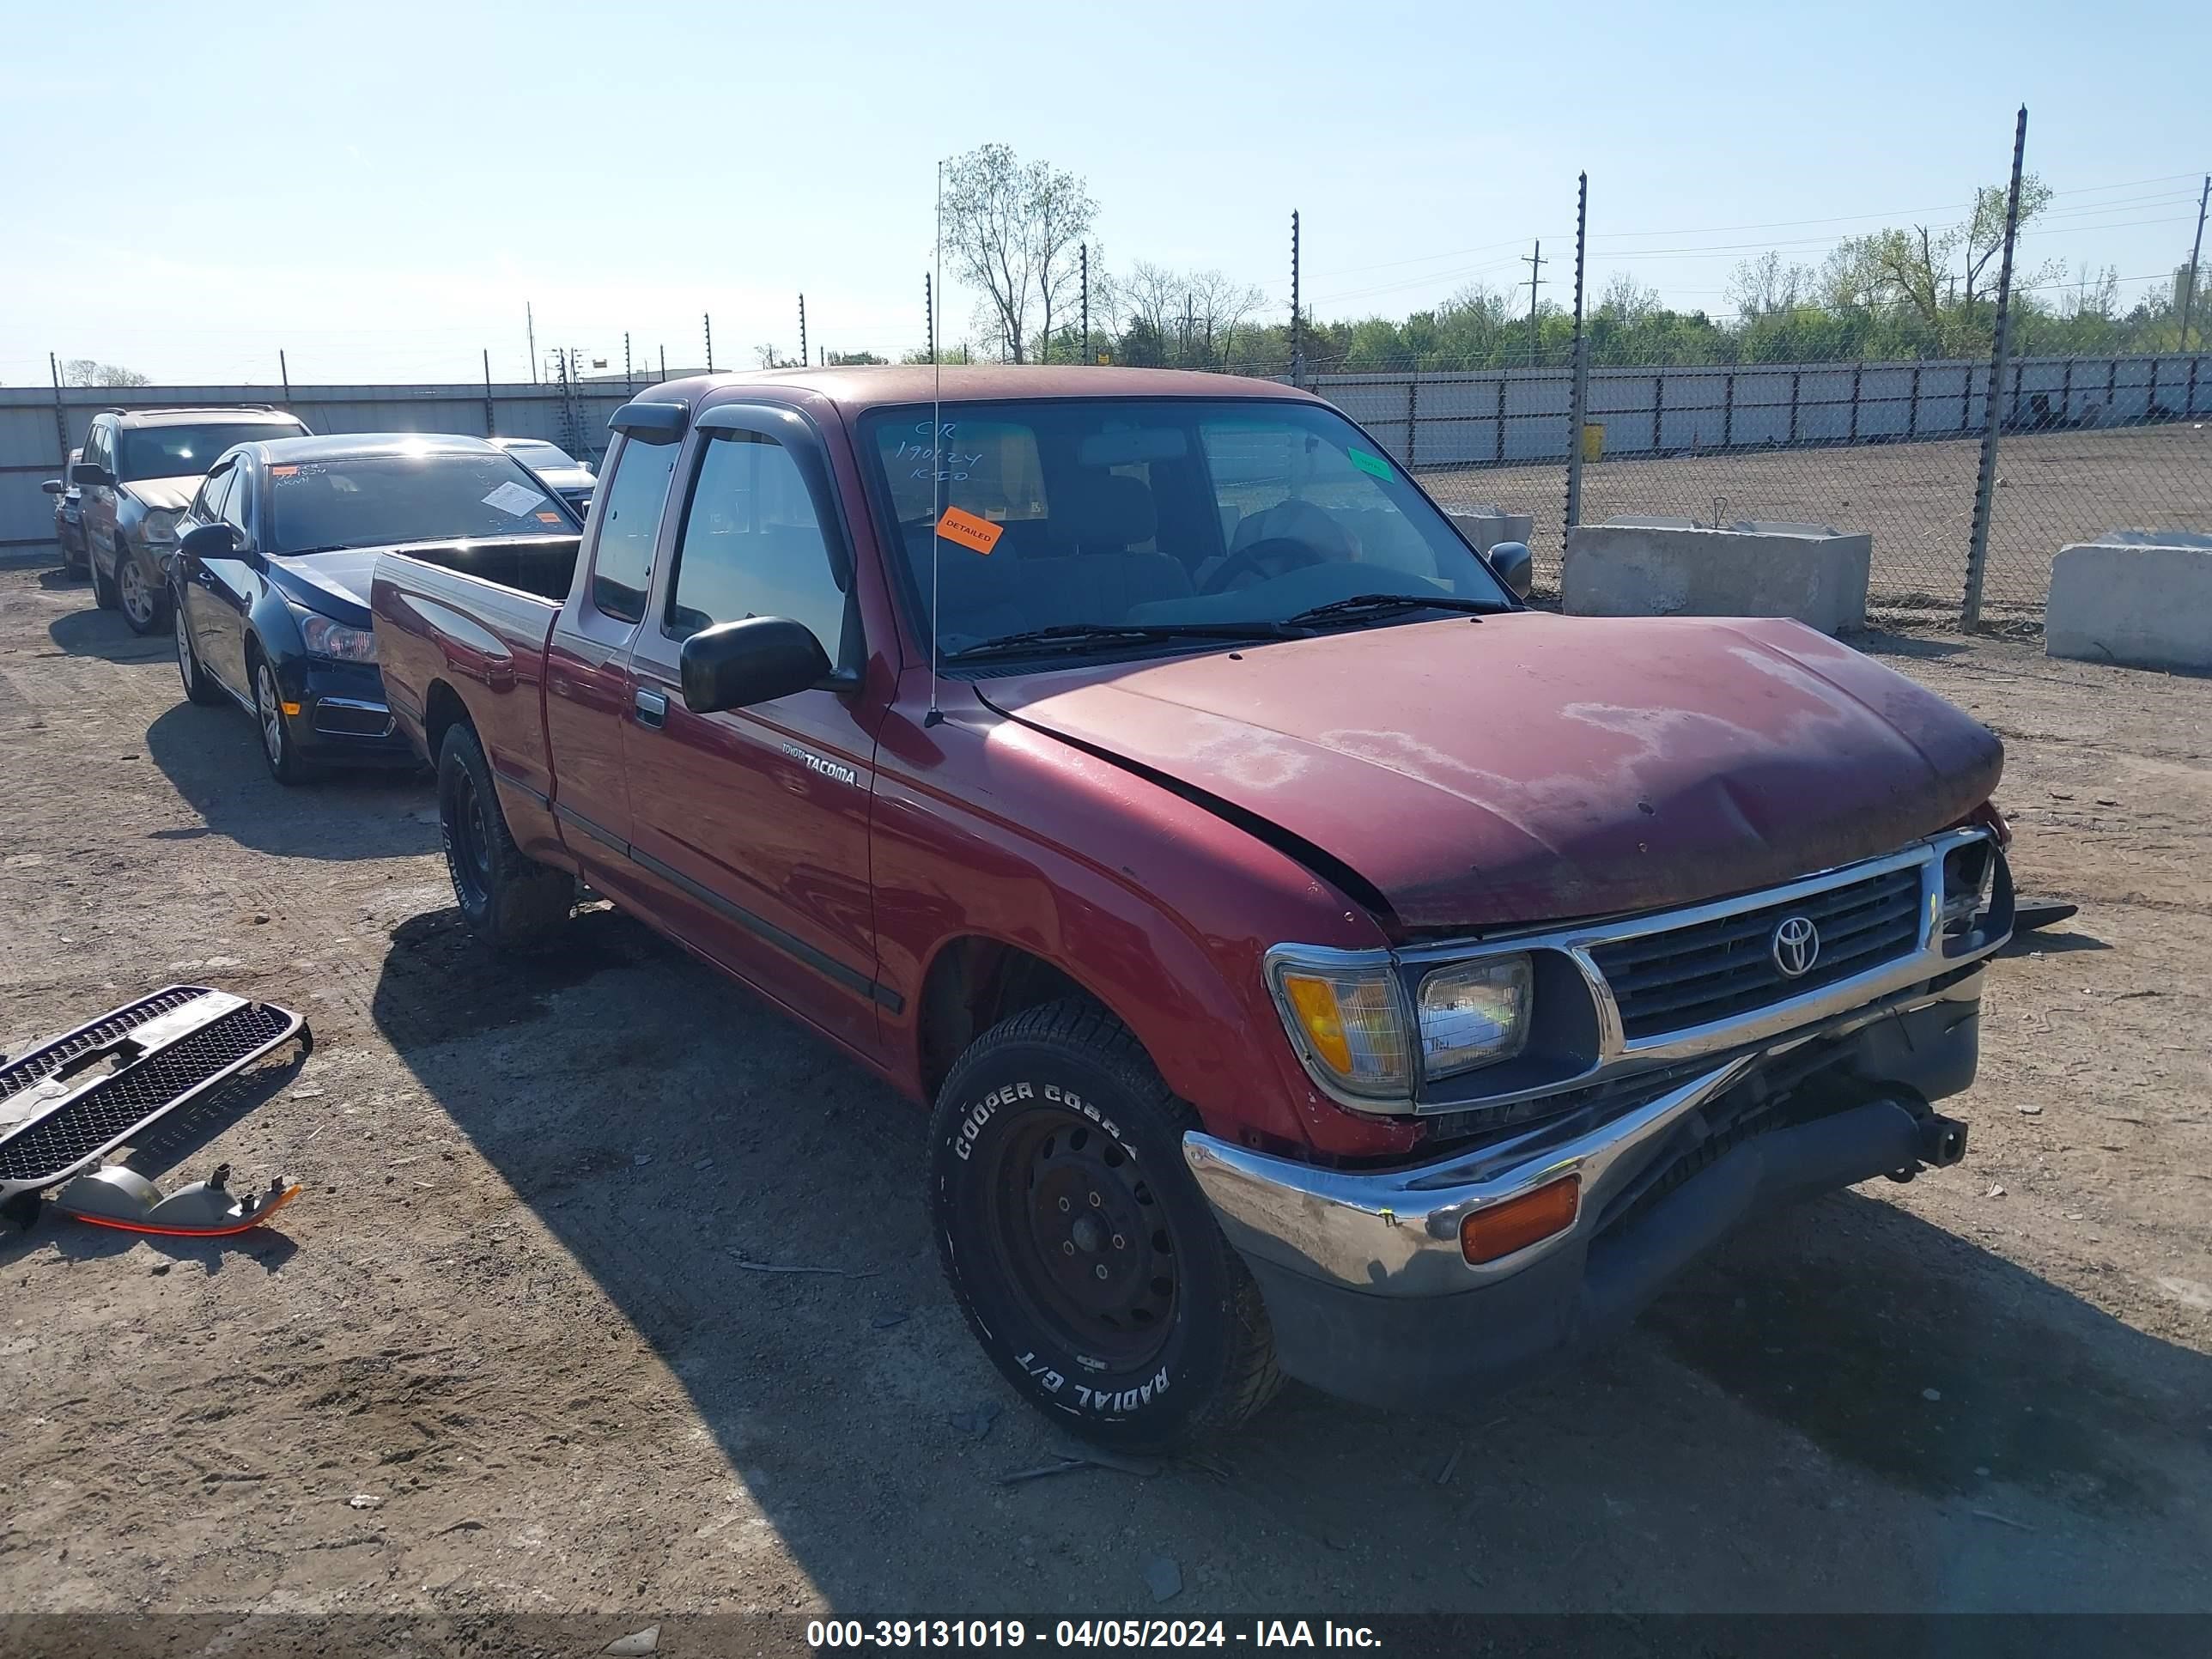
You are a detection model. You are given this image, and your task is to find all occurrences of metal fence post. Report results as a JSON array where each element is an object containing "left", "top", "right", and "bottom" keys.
[
  {"left": 1848, "top": 362, "right": 1862, "bottom": 442},
  {"left": 1563, "top": 172, "right": 1590, "bottom": 537},
  {"left": 1964, "top": 105, "right": 2029, "bottom": 630},
  {"left": 48, "top": 352, "right": 70, "bottom": 471},
  {"left": 1722, "top": 370, "right": 1735, "bottom": 447},
  {"left": 1493, "top": 375, "right": 1507, "bottom": 464},
  {"left": 1406, "top": 374, "right": 1419, "bottom": 465},
  {"left": 483, "top": 349, "right": 495, "bottom": 436},
  {"left": 1908, "top": 364, "right": 1921, "bottom": 437}
]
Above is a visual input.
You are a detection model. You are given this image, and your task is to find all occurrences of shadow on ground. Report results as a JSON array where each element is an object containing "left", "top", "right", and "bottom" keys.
[
  {"left": 359, "top": 905, "right": 2212, "bottom": 1612},
  {"left": 143, "top": 702, "right": 434, "bottom": 861},
  {"left": 46, "top": 601, "right": 172, "bottom": 663}
]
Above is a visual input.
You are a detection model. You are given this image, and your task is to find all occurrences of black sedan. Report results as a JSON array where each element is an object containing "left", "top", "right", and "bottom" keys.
[{"left": 168, "top": 433, "right": 584, "bottom": 783}]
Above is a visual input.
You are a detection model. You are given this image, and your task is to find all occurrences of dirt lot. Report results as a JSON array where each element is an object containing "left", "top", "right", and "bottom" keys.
[
  {"left": 2, "top": 561, "right": 2209, "bottom": 1625},
  {"left": 1426, "top": 421, "right": 2212, "bottom": 625}
]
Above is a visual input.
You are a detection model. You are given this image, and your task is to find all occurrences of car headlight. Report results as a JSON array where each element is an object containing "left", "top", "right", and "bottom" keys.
[
  {"left": 1269, "top": 947, "right": 1534, "bottom": 1104},
  {"left": 1416, "top": 955, "right": 1532, "bottom": 1079},
  {"left": 299, "top": 612, "right": 379, "bottom": 663},
  {"left": 139, "top": 509, "right": 182, "bottom": 549}
]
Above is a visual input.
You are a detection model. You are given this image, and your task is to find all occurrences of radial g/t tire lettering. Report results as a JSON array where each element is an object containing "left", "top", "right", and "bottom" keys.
[{"left": 930, "top": 998, "right": 1281, "bottom": 1451}]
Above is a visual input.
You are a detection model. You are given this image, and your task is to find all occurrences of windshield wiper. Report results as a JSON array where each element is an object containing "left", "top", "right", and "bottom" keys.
[
  {"left": 1282, "top": 592, "right": 1509, "bottom": 629},
  {"left": 945, "top": 621, "right": 1299, "bottom": 662}
]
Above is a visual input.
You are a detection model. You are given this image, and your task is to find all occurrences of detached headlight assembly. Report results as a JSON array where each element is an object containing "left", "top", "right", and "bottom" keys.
[
  {"left": 299, "top": 611, "right": 378, "bottom": 663},
  {"left": 1267, "top": 947, "right": 1535, "bottom": 1105}
]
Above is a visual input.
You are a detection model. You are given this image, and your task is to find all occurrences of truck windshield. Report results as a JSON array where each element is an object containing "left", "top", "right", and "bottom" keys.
[
  {"left": 860, "top": 398, "right": 1511, "bottom": 663},
  {"left": 121, "top": 423, "right": 303, "bottom": 482},
  {"left": 266, "top": 451, "right": 582, "bottom": 555}
]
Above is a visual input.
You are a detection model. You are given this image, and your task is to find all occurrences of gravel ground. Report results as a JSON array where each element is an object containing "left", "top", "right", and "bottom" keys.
[{"left": 2, "top": 562, "right": 2208, "bottom": 1624}]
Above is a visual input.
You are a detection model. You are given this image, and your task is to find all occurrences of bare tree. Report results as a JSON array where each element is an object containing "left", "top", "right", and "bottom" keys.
[
  {"left": 64, "top": 359, "right": 151, "bottom": 387},
  {"left": 943, "top": 143, "right": 1096, "bottom": 364},
  {"left": 1727, "top": 252, "right": 1813, "bottom": 318}
]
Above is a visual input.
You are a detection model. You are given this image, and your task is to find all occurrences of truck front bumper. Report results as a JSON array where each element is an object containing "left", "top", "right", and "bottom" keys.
[{"left": 1183, "top": 975, "right": 1987, "bottom": 1413}]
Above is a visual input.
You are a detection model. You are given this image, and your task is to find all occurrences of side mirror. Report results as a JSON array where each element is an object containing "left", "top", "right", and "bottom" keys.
[
  {"left": 40, "top": 477, "right": 63, "bottom": 495},
  {"left": 1483, "top": 539, "right": 1534, "bottom": 599},
  {"left": 679, "top": 616, "right": 831, "bottom": 714},
  {"left": 179, "top": 522, "right": 241, "bottom": 563},
  {"left": 71, "top": 461, "right": 115, "bottom": 489}
]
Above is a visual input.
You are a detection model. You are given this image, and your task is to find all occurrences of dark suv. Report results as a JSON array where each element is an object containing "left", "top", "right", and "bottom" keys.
[{"left": 74, "top": 406, "right": 311, "bottom": 634}]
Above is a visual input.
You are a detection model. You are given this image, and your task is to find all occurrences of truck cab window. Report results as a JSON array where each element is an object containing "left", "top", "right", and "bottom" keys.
[
  {"left": 590, "top": 435, "right": 678, "bottom": 623},
  {"left": 666, "top": 430, "right": 849, "bottom": 662}
]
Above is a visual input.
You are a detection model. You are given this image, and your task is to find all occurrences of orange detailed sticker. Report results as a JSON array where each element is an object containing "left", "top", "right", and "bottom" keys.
[
  {"left": 935, "top": 505, "right": 1002, "bottom": 556},
  {"left": 270, "top": 465, "right": 300, "bottom": 477},
  {"left": 535, "top": 511, "right": 562, "bottom": 523}
]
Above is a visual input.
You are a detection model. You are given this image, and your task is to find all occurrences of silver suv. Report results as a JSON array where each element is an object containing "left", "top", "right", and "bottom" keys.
[{"left": 76, "top": 405, "right": 311, "bottom": 634}]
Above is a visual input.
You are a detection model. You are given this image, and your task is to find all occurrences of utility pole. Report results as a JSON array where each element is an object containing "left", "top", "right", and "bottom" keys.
[
  {"left": 483, "top": 348, "right": 495, "bottom": 437},
  {"left": 1290, "top": 210, "right": 1303, "bottom": 387},
  {"left": 527, "top": 301, "right": 538, "bottom": 384},
  {"left": 49, "top": 351, "right": 69, "bottom": 471},
  {"left": 703, "top": 313, "right": 714, "bottom": 373},
  {"left": 1522, "top": 241, "right": 1547, "bottom": 365},
  {"left": 623, "top": 331, "right": 633, "bottom": 392},
  {"left": 798, "top": 294, "right": 808, "bottom": 368},
  {"left": 659, "top": 345, "right": 668, "bottom": 380},
  {"left": 2181, "top": 173, "right": 2210, "bottom": 352},
  {"left": 279, "top": 349, "right": 291, "bottom": 406},
  {"left": 1079, "top": 243, "right": 1089, "bottom": 364}
]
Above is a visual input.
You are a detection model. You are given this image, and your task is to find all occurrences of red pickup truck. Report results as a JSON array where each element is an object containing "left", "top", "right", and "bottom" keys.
[{"left": 371, "top": 366, "right": 2013, "bottom": 1449}]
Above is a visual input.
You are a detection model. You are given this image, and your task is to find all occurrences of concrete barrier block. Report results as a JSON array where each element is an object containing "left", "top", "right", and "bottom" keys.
[
  {"left": 1563, "top": 520, "right": 1871, "bottom": 634},
  {"left": 2046, "top": 532, "right": 2212, "bottom": 672},
  {"left": 1445, "top": 504, "right": 1536, "bottom": 554}
]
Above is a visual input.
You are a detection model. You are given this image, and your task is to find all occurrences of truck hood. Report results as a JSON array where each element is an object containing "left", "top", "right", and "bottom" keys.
[
  {"left": 977, "top": 612, "right": 2002, "bottom": 931},
  {"left": 122, "top": 475, "right": 199, "bottom": 514}
]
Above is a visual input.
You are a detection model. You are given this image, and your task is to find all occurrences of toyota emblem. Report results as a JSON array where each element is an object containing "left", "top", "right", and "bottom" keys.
[{"left": 1771, "top": 915, "right": 1820, "bottom": 978}]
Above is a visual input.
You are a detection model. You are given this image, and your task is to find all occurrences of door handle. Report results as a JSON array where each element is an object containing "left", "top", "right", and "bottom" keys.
[{"left": 633, "top": 687, "right": 669, "bottom": 728}]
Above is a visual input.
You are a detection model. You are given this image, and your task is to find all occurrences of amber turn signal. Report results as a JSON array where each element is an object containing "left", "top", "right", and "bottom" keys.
[{"left": 1460, "top": 1175, "right": 1581, "bottom": 1264}]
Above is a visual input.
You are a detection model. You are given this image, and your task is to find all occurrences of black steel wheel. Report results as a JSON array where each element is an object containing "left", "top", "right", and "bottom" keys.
[
  {"left": 930, "top": 999, "right": 1280, "bottom": 1450},
  {"left": 436, "top": 720, "right": 574, "bottom": 951}
]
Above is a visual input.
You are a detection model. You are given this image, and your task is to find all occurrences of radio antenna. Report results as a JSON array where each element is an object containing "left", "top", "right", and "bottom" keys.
[{"left": 925, "top": 156, "right": 946, "bottom": 726}]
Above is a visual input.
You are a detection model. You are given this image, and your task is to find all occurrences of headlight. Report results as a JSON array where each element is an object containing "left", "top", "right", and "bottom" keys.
[
  {"left": 139, "top": 509, "right": 181, "bottom": 548},
  {"left": 1416, "top": 955, "right": 1532, "bottom": 1079},
  {"left": 1267, "top": 952, "right": 1410, "bottom": 1102},
  {"left": 299, "top": 612, "right": 379, "bottom": 663}
]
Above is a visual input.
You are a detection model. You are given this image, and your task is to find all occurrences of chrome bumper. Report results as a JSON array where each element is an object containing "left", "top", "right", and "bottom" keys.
[{"left": 1183, "top": 969, "right": 1990, "bottom": 1300}]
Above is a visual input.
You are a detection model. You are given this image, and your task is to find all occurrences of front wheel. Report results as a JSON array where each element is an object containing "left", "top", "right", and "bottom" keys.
[
  {"left": 252, "top": 651, "right": 311, "bottom": 785},
  {"left": 930, "top": 999, "right": 1281, "bottom": 1451},
  {"left": 438, "top": 721, "right": 574, "bottom": 951},
  {"left": 118, "top": 550, "right": 168, "bottom": 635}
]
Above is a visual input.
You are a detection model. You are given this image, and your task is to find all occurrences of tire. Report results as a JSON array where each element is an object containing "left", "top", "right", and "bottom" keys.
[
  {"left": 117, "top": 547, "right": 169, "bottom": 635},
  {"left": 930, "top": 999, "right": 1281, "bottom": 1451},
  {"left": 92, "top": 544, "right": 120, "bottom": 609},
  {"left": 437, "top": 720, "right": 574, "bottom": 951},
  {"left": 175, "top": 599, "right": 222, "bottom": 706},
  {"left": 251, "top": 647, "right": 312, "bottom": 785}
]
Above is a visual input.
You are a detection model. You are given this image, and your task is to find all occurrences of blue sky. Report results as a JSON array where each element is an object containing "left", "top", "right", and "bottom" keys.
[{"left": 3, "top": 0, "right": 2207, "bottom": 387}]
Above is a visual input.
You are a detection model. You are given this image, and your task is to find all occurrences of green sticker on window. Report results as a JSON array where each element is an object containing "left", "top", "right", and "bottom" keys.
[{"left": 1346, "top": 448, "right": 1390, "bottom": 479}]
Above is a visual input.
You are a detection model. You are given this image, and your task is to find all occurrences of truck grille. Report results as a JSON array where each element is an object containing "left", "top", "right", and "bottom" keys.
[
  {"left": 1590, "top": 866, "right": 1924, "bottom": 1042},
  {"left": 1, "top": 991, "right": 302, "bottom": 1189}
]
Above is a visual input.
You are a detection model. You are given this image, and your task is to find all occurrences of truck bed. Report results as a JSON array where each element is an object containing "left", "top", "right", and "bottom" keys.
[{"left": 369, "top": 537, "right": 580, "bottom": 823}]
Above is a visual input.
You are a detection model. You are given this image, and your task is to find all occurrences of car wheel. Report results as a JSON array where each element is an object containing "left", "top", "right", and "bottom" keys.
[
  {"left": 438, "top": 721, "right": 575, "bottom": 951},
  {"left": 929, "top": 998, "right": 1282, "bottom": 1452},
  {"left": 252, "top": 650, "right": 311, "bottom": 785},
  {"left": 175, "top": 601, "right": 222, "bottom": 706},
  {"left": 118, "top": 549, "right": 169, "bottom": 635},
  {"left": 91, "top": 544, "right": 121, "bottom": 610}
]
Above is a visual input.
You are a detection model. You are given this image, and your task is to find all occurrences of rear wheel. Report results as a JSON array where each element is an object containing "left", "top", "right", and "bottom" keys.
[
  {"left": 118, "top": 549, "right": 168, "bottom": 635},
  {"left": 175, "top": 601, "right": 222, "bottom": 706},
  {"left": 930, "top": 999, "right": 1281, "bottom": 1451},
  {"left": 438, "top": 721, "right": 574, "bottom": 951},
  {"left": 92, "top": 544, "right": 120, "bottom": 610}
]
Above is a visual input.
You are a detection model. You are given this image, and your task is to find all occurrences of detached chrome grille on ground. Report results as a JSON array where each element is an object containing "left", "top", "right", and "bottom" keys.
[
  {"left": 0, "top": 987, "right": 306, "bottom": 1200},
  {"left": 1591, "top": 865, "right": 1923, "bottom": 1041}
]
